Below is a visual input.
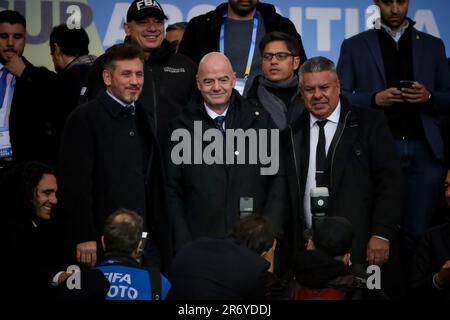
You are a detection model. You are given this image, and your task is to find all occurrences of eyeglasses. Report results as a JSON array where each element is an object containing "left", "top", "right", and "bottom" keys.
[{"left": 262, "top": 52, "right": 293, "bottom": 61}]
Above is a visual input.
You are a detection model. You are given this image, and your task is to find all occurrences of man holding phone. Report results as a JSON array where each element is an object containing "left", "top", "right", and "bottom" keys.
[{"left": 337, "top": 0, "right": 450, "bottom": 271}]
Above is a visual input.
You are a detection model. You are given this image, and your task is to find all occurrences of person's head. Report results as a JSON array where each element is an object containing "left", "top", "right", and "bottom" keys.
[
  {"left": 299, "top": 56, "right": 341, "bottom": 119},
  {"left": 124, "top": 0, "right": 168, "bottom": 55},
  {"left": 228, "top": 0, "right": 258, "bottom": 19},
  {"left": 260, "top": 31, "right": 301, "bottom": 83},
  {"left": 196, "top": 52, "right": 236, "bottom": 113},
  {"left": 0, "top": 161, "right": 57, "bottom": 221},
  {"left": 444, "top": 169, "right": 450, "bottom": 208},
  {"left": 165, "top": 22, "right": 187, "bottom": 51},
  {"left": 231, "top": 214, "right": 276, "bottom": 271},
  {"left": 0, "top": 10, "right": 26, "bottom": 64},
  {"left": 374, "top": 0, "right": 409, "bottom": 31},
  {"left": 307, "top": 216, "right": 354, "bottom": 265},
  {"left": 102, "top": 43, "right": 145, "bottom": 104},
  {"left": 101, "top": 208, "right": 144, "bottom": 257},
  {"left": 49, "top": 24, "right": 89, "bottom": 72}
]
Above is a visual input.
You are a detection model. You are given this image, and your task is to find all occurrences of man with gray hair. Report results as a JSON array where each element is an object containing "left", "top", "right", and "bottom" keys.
[{"left": 283, "top": 56, "right": 402, "bottom": 282}]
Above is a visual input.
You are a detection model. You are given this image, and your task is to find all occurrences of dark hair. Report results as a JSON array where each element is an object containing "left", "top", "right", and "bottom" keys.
[
  {"left": 259, "top": 31, "right": 301, "bottom": 56},
  {"left": 103, "top": 208, "right": 143, "bottom": 255},
  {"left": 103, "top": 43, "right": 145, "bottom": 71},
  {"left": 231, "top": 214, "right": 275, "bottom": 255},
  {"left": 312, "top": 216, "right": 354, "bottom": 257},
  {"left": 49, "top": 24, "right": 89, "bottom": 56},
  {"left": 0, "top": 161, "right": 54, "bottom": 219},
  {"left": 0, "top": 10, "right": 26, "bottom": 29},
  {"left": 299, "top": 56, "right": 338, "bottom": 82},
  {"left": 166, "top": 22, "right": 187, "bottom": 32}
]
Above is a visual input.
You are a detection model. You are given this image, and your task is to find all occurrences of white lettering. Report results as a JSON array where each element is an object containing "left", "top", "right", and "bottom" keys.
[
  {"left": 103, "top": 3, "right": 128, "bottom": 47},
  {"left": 414, "top": 10, "right": 440, "bottom": 38},
  {"left": 306, "top": 8, "right": 341, "bottom": 51}
]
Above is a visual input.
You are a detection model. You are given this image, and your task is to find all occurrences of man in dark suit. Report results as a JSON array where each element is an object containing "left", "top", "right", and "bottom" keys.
[
  {"left": 284, "top": 56, "right": 402, "bottom": 273},
  {"left": 167, "top": 52, "right": 287, "bottom": 253},
  {"left": 0, "top": 10, "right": 56, "bottom": 169},
  {"left": 168, "top": 214, "right": 275, "bottom": 300},
  {"left": 337, "top": 0, "right": 450, "bottom": 249},
  {"left": 58, "top": 43, "right": 170, "bottom": 272}
]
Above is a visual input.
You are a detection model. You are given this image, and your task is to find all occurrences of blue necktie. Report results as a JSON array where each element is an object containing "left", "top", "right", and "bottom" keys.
[
  {"left": 214, "top": 115, "right": 225, "bottom": 133},
  {"left": 0, "top": 69, "right": 9, "bottom": 110}
]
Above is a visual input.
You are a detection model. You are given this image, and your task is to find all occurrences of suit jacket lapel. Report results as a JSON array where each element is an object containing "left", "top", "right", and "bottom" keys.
[
  {"left": 329, "top": 103, "right": 358, "bottom": 194},
  {"left": 363, "top": 30, "right": 386, "bottom": 85},
  {"left": 411, "top": 28, "right": 424, "bottom": 82}
]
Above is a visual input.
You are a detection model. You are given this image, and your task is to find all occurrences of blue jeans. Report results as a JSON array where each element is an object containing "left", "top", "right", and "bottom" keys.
[{"left": 395, "top": 139, "right": 443, "bottom": 238}]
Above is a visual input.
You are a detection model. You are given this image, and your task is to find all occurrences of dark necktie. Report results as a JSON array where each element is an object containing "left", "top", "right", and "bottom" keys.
[
  {"left": 214, "top": 115, "right": 225, "bottom": 133},
  {"left": 124, "top": 104, "right": 135, "bottom": 116},
  {"left": 0, "top": 69, "right": 9, "bottom": 110},
  {"left": 315, "top": 119, "right": 328, "bottom": 187}
]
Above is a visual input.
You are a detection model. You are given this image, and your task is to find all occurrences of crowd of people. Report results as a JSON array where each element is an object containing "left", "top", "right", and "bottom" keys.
[{"left": 0, "top": 0, "right": 449, "bottom": 301}]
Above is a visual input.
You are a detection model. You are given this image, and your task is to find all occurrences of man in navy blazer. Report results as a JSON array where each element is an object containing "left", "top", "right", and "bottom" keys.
[{"left": 337, "top": 0, "right": 450, "bottom": 255}]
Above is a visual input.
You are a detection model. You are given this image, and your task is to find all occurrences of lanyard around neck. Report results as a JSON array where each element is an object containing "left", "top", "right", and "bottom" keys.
[{"left": 219, "top": 11, "right": 259, "bottom": 79}]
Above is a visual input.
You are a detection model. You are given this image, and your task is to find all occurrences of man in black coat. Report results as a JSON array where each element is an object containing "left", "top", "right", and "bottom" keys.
[
  {"left": 0, "top": 10, "right": 56, "bottom": 169},
  {"left": 48, "top": 24, "right": 96, "bottom": 166},
  {"left": 178, "top": 0, "right": 306, "bottom": 96},
  {"left": 283, "top": 56, "right": 402, "bottom": 270},
  {"left": 81, "top": 0, "right": 196, "bottom": 149},
  {"left": 167, "top": 52, "right": 287, "bottom": 253},
  {"left": 168, "top": 214, "right": 275, "bottom": 300},
  {"left": 58, "top": 43, "right": 170, "bottom": 272}
]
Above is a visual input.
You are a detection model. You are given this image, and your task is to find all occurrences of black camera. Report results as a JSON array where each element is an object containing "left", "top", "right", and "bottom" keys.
[
  {"left": 239, "top": 197, "right": 253, "bottom": 219},
  {"left": 310, "top": 187, "right": 329, "bottom": 231}
]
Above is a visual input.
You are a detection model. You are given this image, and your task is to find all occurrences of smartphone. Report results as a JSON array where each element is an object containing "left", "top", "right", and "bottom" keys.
[{"left": 398, "top": 80, "right": 415, "bottom": 89}]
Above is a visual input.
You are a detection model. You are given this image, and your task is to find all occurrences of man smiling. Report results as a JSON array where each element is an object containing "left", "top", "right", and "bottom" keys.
[{"left": 59, "top": 43, "right": 170, "bottom": 272}]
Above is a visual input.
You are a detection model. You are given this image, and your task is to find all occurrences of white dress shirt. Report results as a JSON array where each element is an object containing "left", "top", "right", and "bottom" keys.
[{"left": 304, "top": 102, "right": 341, "bottom": 228}]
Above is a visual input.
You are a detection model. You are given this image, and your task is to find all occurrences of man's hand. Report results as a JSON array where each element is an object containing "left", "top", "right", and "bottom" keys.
[
  {"left": 4, "top": 53, "right": 26, "bottom": 77},
  {"left": 436, "top": 260, "right": 450, "bottom": 286},
  {"left": 76, "top": 241, "right": 97, "bottom": 267},
  {"left": 375, "top": 87, "right": 404, "bottom": 107},
  {"left": 401, "top": 81, "right": 431, "bottom": 104},
  {"left": 366, "top": 236, "right": 390, "bottom": 266},
  {"left": 57, "top": 272, "right": 73, "bottom": 285}
]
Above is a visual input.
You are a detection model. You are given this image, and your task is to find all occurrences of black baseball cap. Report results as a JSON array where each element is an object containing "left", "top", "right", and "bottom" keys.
[{"left": 126, "top": 0, "right": 168, "bottom": 22}]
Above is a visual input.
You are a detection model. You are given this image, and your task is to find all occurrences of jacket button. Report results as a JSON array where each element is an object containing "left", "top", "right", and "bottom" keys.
[
  {"left": 129, "top": 131, "right": 135, "bottom": 137},
  {"left": 355, "top": 149, "right": 361, "bottom": 156},
  {"left": 255, "top": 111, "right": 260, "bottom": 116}
]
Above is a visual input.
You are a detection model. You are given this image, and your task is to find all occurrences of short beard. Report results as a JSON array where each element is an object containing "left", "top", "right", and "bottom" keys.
[{"left": 229, "top": 0, "right": 258, "bottom": 18}]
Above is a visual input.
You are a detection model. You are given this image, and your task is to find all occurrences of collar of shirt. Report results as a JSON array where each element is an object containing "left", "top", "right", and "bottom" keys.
[
  {"left": 381, "top": 19, "right": 409, "bottom": 43},
  {"left": 204, "top": 103, "right": 228, "bottom": 120},
  {"left": 309, "top": 101, "right": 341, "bottom": 129},
  {"left": 106, "top": 90, "right": 136, "bottom": 108}
]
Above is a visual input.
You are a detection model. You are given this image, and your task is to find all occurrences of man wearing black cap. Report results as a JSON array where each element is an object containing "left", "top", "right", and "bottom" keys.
[{"left": 81, "top": 0, "right": 197, "bottom": 149}]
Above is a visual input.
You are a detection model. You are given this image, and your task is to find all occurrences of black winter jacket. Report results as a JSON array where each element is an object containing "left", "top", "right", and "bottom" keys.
[
  {"left": 80, "top": 40, "right": 197, "bottom": 148},
  {"left": 167, "top": 90, "right": 288, "bottom": 251},
  {"left": 178, "top": 2, "right": 307, "bottom": 66}
]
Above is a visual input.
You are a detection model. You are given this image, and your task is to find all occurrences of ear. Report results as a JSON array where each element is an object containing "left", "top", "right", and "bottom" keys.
[
  {"left": 196, "top": 74, "right": 202, "bottom": 91},
  {"left": 101, "top": 236, "right": 106, "bottom": 251},
  {"left": 293, "top": 56, "right": 301, "bottom": 71},
  {"left": 103, "top": 69, "right": 112, "bottom": 87},
  {"left": 306, "top": 239, "right": 315, "bottom": 251},
  {"left": 343, "top": 253, "right": 351, "bottom": 266},
  {"left": 336, "top": 79, "right": 341, "bottom": 95},
  {"left": 124, "top": 22, "right": 131, "bottom": 36},
  {"left": 231, "top": 71, "right": 237, "bottom": 88}
]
